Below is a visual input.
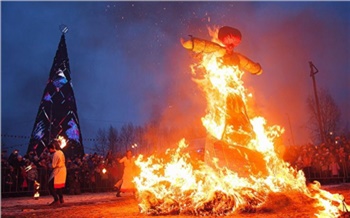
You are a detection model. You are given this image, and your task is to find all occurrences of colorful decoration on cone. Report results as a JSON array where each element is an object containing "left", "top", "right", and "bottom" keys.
[{"left": 27, "top": 31, "right": 84, "bottom": 158}]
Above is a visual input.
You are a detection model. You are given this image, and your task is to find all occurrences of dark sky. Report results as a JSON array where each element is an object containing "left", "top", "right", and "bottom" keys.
[{"left": 1, "top": 1, "right": 349, "bottom": 153}]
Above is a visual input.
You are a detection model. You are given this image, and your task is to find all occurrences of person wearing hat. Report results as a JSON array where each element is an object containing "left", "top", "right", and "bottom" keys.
[{"left": 47, "top": 139, "right": 67, "bottom": 206}]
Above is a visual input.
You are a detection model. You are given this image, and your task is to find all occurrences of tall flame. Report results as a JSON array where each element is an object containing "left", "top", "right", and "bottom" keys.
[
  {"left": 134, "top": 28, "right": 349, "bottom": 216},
  {"left": 195, "top": 54, "right": 247, "bottom": 141}
]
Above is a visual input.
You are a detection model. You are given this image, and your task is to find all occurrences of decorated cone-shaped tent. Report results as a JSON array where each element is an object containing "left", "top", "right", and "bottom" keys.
[{"left": 27, "top": 29, "right": 84, "bottom": 159}]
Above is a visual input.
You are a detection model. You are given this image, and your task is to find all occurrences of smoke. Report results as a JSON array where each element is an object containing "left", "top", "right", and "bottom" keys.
[
  {"left": 99, "top": 2, "right": 350, "bottom": 146},
  {"left": 2, "top": 2, "right": 349, "bottom": 152},
  {"left": 238, "top": 2, "right": 350, "bottom": 145}
]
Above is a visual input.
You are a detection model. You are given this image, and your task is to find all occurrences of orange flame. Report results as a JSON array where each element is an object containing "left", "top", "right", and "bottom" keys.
[
  {"left": 134, "top": 27, "right": 349, "bottom": 216},
  {"left": 58, "top": 136, "right": 67, "bottom": 149}
]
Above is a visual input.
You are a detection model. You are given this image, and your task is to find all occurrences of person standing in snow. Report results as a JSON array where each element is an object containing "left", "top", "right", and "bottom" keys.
[
  {"left": 114, "top": 150, "right": 136, "bottom": 197},
  {"left": 48, "top": 140, "right": 67, "bottom": 205}
]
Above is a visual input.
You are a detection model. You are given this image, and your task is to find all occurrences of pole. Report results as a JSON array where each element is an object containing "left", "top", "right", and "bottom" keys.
[{"left": 308, "top": 61, "right": 325, "bottom": 143}]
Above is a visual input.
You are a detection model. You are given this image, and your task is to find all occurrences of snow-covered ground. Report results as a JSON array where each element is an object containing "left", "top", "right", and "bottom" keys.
[{"left": 1, "top": 184, "right": 350, "bottom": 218}]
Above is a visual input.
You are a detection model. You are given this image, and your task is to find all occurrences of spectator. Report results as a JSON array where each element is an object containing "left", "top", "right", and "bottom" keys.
[
  {"left": 114, "top": 150, "right": 137, "bottom": 197},
  {"left": 37, "top": 158, "right": 48, "bottom": 192},
  {"left": 301, "top": 149, "right": 313, "bottom": 182},
  {"left": 329, "top": 158, "right": 340, "bottom": 184},
  {"left": 105, "top": 150, "right": 113, "bottom": 166},
  {"left": 68, "top": 169, "right": 82, "bottom": 195},
  {"left": 7, "top": 149, "right": 19, "bottom": 167},
  {"left": 26, "top": 161, "right": 38, "bottom": 195},
  {"left": 4, "top": 166, "right": 17, "bottom": 195},
  {"left": 338, "top": 147, "right": 347, "bottom": 178}
]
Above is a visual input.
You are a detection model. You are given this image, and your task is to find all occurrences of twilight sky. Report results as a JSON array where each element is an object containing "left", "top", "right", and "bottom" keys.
[{"left": 1, "top": 1, "right": 349, "bottom": 153}]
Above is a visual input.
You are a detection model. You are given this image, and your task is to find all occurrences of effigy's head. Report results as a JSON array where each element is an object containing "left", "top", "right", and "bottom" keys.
[{"left": 218, "top": 26, "right": 242, "bottom": 49}]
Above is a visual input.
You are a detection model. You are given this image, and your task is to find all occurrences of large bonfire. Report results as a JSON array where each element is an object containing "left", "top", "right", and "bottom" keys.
[{"left": 133, "top": 27, "right": 349, "bottom": 217}]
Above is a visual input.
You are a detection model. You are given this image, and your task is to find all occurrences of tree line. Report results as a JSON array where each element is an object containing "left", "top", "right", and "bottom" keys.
[
  {"left": 91, "top": 121, "right": 206, "bottom": 157},
  {"left": 91, "top": 87, "right": 348, "bottom": 158},
  {"left": 306, "top": 88, "right": 348, "bottom": 144}
]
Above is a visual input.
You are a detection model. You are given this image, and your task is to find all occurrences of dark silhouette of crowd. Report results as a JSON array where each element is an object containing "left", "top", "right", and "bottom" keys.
[
  {"left": 1, "top": 148, "right": 124, "bottom": 197},
  {"left": 2, "top": 134, "right": 350, "bottom": 198},
  {"left": 284, "top": 135, "right": 350, "bottom": 184}
]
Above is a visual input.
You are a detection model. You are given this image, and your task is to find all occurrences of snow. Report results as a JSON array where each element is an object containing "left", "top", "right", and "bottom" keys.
[{"left": 1, "top": 184, "right": 350, "bottom": 218}]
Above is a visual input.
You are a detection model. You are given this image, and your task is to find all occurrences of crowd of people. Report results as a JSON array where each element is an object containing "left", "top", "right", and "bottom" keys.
[
  {"left": 2, "top": 135, "right": 350, "bottom": 198},
  {"left": 1, "top": 145, "right": 132, "bottom": 198},
  {"left": 284, "top": 135, "right": 350, "bottom": 184}
]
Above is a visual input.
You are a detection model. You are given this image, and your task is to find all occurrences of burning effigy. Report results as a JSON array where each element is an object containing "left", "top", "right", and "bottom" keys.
[{"left": 133, "top": 26, "right": 349, "bottom": 217}]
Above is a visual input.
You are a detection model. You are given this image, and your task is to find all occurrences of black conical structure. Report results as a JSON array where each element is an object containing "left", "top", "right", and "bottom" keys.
[{"left": 27, "top": 33, "right": 84, "bottom": 159}]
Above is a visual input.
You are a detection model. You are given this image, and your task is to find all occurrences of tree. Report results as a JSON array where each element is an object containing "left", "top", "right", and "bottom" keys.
[
  {"left": 119, "top": 123, "right": 135, "bottom": 152},
  {"left": 307, "top": 88, "right": 341, "bottom": 143},
  {"left": 93, "top": 128, "right": 108, "bottom": 155},
  {"left": 107, "top": 126, "right": 119, "bottom": 154},
  {"left": 133, "top": 126, "right": 148, "bottom": 155}
]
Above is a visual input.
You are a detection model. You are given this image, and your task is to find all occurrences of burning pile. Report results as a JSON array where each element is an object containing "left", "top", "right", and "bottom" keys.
[
  {"left": 133, "top": 27, "right": 349, "bottom": 217},
  {"left": 135, "top": 139, "right": 266, "bottom": 215}
]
